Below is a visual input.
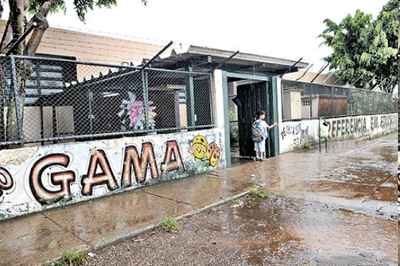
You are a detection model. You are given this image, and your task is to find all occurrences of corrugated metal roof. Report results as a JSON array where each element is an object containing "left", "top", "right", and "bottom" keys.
[
  {"left": 186, "top": 45, "right": 308, "bottom": 69},
  {"left": 153, "top": 44, "right": 309, "bottom": 74}
]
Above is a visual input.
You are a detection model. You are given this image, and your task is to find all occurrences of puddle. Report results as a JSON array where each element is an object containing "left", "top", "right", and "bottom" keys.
[
  {"left": 345, "top": 168, "right": 395, "bottom": 185},
  {"left": 85, "top": 195, "right": 398, "bottom": 266},
  {"left": 285, "top": 180, "right": 396, "bottom": 202},
  {"left": 377, "top": 145, "right": 397, "bottom": 162},
  {"left": 232, "top": 196, "right": 397, "bottom": 265}
]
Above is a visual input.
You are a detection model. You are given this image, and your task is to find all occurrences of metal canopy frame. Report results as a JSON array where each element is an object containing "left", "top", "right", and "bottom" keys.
[{"left": 150, "top": 45, "right": 309, "bottom": 75}]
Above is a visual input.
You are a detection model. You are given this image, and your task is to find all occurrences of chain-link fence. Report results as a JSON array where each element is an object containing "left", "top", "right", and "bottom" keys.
[
  {"left": 282, "top": 80, "right": 397, "bottom": 121},
  {"left": 0, "top": 55, "right": 214, "bottom": 147}
]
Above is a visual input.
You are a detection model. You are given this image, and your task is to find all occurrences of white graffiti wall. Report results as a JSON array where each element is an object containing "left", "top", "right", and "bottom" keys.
[
  {"left": 280, "top": 113, "right": 398, "bottom": 153},
  {"left": 0, "top": 129, "right": 225, "bottom": 220}
]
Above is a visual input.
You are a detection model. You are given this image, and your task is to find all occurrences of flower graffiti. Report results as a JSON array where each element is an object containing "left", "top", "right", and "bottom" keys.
[
  {"left": 190, "top": 135, "right": 221, "bottom": 167},
  {"left": 119, "top": 92, "right": 156, "bottom": 130},
  {"left": 0, "top": 167, "right": 13, "bottom": 198},
  {"left": 208, "top": 142, "right": 221, "bottom": 167}
]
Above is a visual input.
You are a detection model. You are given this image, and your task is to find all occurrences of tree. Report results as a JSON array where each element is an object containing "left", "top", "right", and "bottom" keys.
[
  {"left": 375, "top": 0, "right": 399, "bottom": 93},
  {"left": 0, "top": 0, "right": 146, "bottom": 142},
  {"left": 320, "top": 1, "right": 399, "bottom": 93}
]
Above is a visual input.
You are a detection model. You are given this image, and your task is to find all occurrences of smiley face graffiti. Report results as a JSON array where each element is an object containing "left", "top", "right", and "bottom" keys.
[
  {"left": 190, "top": 135, "right": 221, "bottom": 167},
  {"left": 0, "top": 167, "right": 14, "bottom": 198},
  {"left": 191, "top": 135, "right": 209, "bottom": 161}
]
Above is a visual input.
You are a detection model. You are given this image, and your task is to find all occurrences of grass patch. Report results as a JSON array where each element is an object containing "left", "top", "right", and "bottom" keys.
[
  {"left": 302, "top": 142, "right": 311, "bottom": 150},
  {"left": 160, "top": 217, "right": 179, "bottom": 233},
  {"left": 53, "top": 250, "right": 86, "bottom": 266},
  {"left": 231, "top": 198, "right": 241, "bottom": 205},
  {"left": 248, "top": 186, "right": 269, "bottom": 200}
]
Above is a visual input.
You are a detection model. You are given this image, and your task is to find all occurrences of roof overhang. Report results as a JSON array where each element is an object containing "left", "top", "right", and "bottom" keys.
[{"left": 148, "top": 44, "right": 309, "bottom": 75}]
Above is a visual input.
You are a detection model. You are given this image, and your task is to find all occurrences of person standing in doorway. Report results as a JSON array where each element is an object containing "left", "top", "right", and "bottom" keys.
[{"left": 252, "top": 111, "right": 277, "bottom": 161}]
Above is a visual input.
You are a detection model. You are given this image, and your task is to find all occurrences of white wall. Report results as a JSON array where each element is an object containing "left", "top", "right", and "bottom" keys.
[
  {"left": 280, "top": 113, "right": 398, "bottom": 153},
  {"left": 0, "top": 128, "right": 225, "bottom": 220}
]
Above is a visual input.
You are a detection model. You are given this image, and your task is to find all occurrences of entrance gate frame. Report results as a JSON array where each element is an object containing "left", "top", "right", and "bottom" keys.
[{"left": 214, "top": 70, "right": 280, "bottom": 167}]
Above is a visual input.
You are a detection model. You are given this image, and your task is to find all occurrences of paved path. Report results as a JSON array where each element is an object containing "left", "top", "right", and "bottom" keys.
[{"left": 0, "top": 134, "right": 397, "bottom": 265}]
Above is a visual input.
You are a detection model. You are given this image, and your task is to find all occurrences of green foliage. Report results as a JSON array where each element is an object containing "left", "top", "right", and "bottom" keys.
[
  {"left": 160, "top": 217, "right": 179, "bottom": 233},
  {"left": 249, "top": 186, "right": 269, "bottom": 200},
  {"left": 231, "top": 198, "right": 241, "bottom": 205},
  {"left": 302, "top": 141, "right": 311, "bottom": 150},
  {"left": 26, "top": 0, "right": 147, "bottom": 21},
  {"left": 320, "top": 1, "right": 399, "bottom": 93},
  {"left": 27, "top": 0, "right": 118, "bottom": 21},
  {"left": 375, "top": 0, "right": 399, "bottom": 92},
  {"left": 53, "top": 250, "right": 87, "bottom": 266}
]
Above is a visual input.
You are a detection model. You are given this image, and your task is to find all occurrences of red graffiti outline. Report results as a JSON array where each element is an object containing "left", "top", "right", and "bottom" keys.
[
  {"left": 161, "top": 140, "right": 185, "bottom": 173},
  {"left": 122, "top": 142, "right": 159, "bottom": 187},
  {"left": 0, "top": 167, "right": 13, "bottom": 197},
  {"left": 81, "top": 149, "right": 118, "bottom": 196},
  {"left": 29, "top": 154, "right": 76, "bottom": 205}
]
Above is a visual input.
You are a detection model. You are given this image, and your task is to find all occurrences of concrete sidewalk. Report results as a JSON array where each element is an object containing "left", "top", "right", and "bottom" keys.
[
  {"left": 0, "top": 162, "right": 255, "bottom": 266},
  {"left": 0, "top": 134, "right": 397, "bottom": 265}
]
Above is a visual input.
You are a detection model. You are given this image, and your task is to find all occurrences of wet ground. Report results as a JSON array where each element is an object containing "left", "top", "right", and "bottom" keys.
[
  {"left": 83, "top": 134, "right": 398, "bottom": 266},
  {"left": 85, "top": 195, "right": 396, "bottom": 266},
  {"left": 0, "top": 134, "right": 397, "bottom": 265}
]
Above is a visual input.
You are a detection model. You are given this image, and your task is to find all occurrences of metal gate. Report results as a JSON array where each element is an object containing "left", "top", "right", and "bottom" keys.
[{"left": 235, "top": 81, "right": 275, "bottom": 158}]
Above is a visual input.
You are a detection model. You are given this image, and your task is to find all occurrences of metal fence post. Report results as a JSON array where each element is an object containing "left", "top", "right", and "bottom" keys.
[
  {"left": 88, "top": 89, "right": 94, "bottom": 137},
  {"left": 318, "top": 116, "right": 321, "bottom": 152},
  {"left": 209, "top": 72, "right": 215, "bottom": 125},
  {"left": 309, "top": 88, "right": 313, "bottom": 119},
  {"left": 0, "top": 90, "right": 4, "bottom": 143},
  {"left": 10, "top": 55, "right": 23, "bottom": 143},
  {"left": 0, "top": 57, "right": 8, "bottom": 143},
  {"left": 330, "top": 86, "right": 334, "bottom": 117},
  {"left": 186, "top": 66, "right": 195, "bottom": 127},
  {"left": 142, "top": 70, "right": 149, "bottom": 130}
]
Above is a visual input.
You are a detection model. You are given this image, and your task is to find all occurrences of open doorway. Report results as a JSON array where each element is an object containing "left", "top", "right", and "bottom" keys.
[{"left": 228, "top": 77, "right": 277, "bottom": 165}]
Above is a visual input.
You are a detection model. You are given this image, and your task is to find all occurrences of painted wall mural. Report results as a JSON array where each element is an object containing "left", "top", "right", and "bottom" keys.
[
  {"left": 0, "top": 129, "right": 224, "bottom": 220},
  {"left": 279, "top": 120, "right": 318, "bottom": 152},
  {"left": 280, "top": 113, "right": 398, "bottom": 153},
  {"left": 324, "top": 114, "right": 397, "bottom": 139},
  {"left": 280, "top": 123, "right": 312, "bottom": 147},
  {"left": 119, "top": 92, "right": 157, "bottom": 130},
  {"left": 189, "top": 135, "right": 222, "bottom": 168},
  {"left": 0, "top": 167, "right": 14, "bottom": 198}
]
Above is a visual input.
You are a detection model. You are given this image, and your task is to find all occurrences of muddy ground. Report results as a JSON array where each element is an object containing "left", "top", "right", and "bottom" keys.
[
  {"left": 82, "top": 134, "right": 398, "bottom": 266},
  {"left": 84, "top": 194, "right": 396, "bottom": 266}
]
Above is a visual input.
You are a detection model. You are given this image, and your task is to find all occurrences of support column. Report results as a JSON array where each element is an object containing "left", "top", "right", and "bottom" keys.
[
  {"left": 213, "top": 70, "right": 231, "bottom": 167},
  {"left": 272, "top": 76, "right": 281, "bottom": 155}
]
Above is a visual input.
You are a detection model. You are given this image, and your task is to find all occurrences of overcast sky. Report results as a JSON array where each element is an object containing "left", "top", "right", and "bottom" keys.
[{"left": 9, "top": 0, "right": 390, "bottom": 71}]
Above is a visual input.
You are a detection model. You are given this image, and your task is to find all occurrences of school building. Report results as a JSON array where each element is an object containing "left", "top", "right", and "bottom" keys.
[{"left": 0, "top": 23, "right": 396, "bottom": 220}]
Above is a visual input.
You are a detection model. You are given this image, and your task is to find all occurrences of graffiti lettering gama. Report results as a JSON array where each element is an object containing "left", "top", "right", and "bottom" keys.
[{"left": 29, "top": 140, "right": 185, "bottom": 205}]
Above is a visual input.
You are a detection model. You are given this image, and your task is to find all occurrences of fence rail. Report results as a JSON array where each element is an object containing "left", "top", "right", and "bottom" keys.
[
  {"left": 282, "top": 80, "right": 397, "bottom": 121},
  {"left": 0, "top": 55, "right": 214, "bottom": 147}
]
